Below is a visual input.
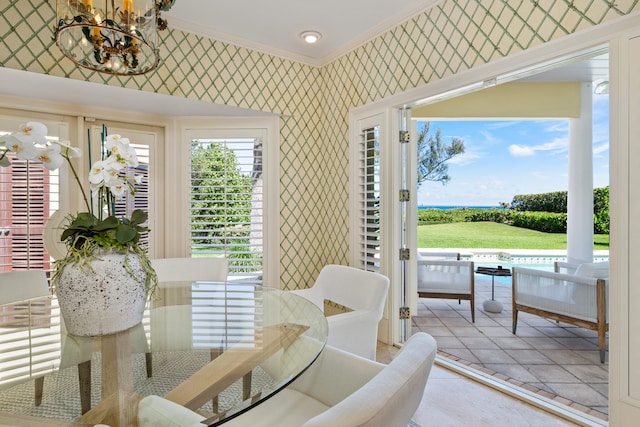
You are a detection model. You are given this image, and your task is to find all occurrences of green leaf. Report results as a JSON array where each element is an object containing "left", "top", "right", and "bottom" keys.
[
  {"left": 94, "top": 216, "right": 119, "bottom": 231},
  {"left": 115, "top": 224, "right": 137, "bottom": 243},
  {"left": 129, "top": 209, "right": 148, "bottom": 227}
]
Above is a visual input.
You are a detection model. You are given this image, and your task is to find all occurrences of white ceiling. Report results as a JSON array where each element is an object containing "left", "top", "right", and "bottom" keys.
[{"left": 163, "top": 0, "right": 442, "bottom": 65}]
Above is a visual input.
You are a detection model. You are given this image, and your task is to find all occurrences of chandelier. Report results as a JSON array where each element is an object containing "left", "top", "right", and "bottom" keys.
[{"left": 54, "top": 0, "right": 176, "bottom": 76}]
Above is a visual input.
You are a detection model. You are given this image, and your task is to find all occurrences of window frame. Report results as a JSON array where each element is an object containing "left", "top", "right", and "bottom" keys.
[{"left": 173, "top": 117, "right": 280, "bottom": 288}]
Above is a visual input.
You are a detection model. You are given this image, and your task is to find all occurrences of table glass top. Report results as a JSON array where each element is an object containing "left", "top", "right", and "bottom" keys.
[{"left": 0, "top": 281, "right": 328, "bottom": 426}]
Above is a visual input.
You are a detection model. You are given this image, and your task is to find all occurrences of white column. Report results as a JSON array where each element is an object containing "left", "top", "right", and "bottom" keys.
[{"left": 566, "top": 83, "right": 594, "bottom": 264}]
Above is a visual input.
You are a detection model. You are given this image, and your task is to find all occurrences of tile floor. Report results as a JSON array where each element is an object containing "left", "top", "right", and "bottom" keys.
[
  {"left": 376, "top": 343, "right": 592, "bottom": 426},
  {"left": 378, "top": 273, "right": 609, "bottom": 426}
]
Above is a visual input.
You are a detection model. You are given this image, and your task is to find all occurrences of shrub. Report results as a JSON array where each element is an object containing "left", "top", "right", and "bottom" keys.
[
  {"left": 510, "top": 187, "right": 609, "bottom": 234},
  {"left": 509, "top": 211, "right": 567, "bottom": 233},
  {"left": 510, "top": 191, "right": 567, "bottom": 213},
  {"left": 594, "top": 186, "right": 610, "bottom": 234}
]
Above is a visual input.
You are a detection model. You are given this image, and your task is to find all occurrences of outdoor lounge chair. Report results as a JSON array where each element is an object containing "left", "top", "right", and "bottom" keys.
[
  {"left": 417, "top": 251, "right": 475, "bottom": 322},
  {"left": 512, "top": 261, "right": 609, "bottom": 363}
]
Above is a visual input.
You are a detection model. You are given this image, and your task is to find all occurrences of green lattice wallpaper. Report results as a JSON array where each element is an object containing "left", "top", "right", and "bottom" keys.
[{"left": 1, "top": 0, "right": 638, "bottom": 290}]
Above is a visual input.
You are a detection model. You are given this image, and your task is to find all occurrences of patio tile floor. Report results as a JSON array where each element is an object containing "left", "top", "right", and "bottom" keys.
[{"left": 411, "top": 274, "right": 609, "bottom": 421}]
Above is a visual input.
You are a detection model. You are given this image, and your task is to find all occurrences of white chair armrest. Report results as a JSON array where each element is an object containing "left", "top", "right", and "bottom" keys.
[
  {"left": 290, "top": 344, "right": 384, "bottom": 407},
  {"left": 138, "top": 395, "right": 206, "bottom": 427},
  {"left": 289, "top": 288, "right": 323, "bottom": 310},
  {"left": 325, "top": 310, "right": 380, "bottom": 359}
]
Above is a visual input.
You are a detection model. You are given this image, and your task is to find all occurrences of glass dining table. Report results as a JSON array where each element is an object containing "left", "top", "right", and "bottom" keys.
[{"left": 0, "top": 280, "right": 328, "bottom": 426}]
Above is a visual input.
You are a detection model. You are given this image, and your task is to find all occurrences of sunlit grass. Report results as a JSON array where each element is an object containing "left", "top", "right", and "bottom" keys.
[{"left": 418, "top": 221, "right": 609, "bottom": 250}]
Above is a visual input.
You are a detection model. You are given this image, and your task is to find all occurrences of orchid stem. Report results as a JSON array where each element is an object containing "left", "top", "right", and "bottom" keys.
[{"left": 65, "top": 154, "right": 91, "bottom": 213}]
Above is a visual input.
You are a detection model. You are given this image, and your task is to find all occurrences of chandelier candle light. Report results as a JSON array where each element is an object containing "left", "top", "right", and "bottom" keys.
[{"left": 54, "top": 0, "right": 176, "bottom": 75}]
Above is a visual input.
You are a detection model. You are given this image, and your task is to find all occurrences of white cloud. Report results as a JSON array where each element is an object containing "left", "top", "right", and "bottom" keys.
[
  {"left": 509, "top": 144, "right": 535, "bottom": 156},
  {"left": 544, "top": 121, "right": 569, "bottom": 133},
  {"left": 479, "top": 130, "right": 498, "bottom": 144},
  {"left": 593, "top": 142, "right": 609, "bottom": 155},
  {"left": 532, "top": 137, "right": 568, "bottom": 154},
  {"left": 508, "top": 137, "right": 568, "bottom": 157},
  {"left": 485, "top": 121, "right": 523, "bottom": 130}
]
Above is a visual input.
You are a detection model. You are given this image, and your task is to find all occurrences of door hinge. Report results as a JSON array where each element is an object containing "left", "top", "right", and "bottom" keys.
[
  {"left": 399, "top": 248, "right": 410, "bottom": 261},
  {"left": 399, "top": 306, "right": 411, "bottom": 319},
  {"left": 399, "top": 189, "right": 410, "bottom": 202},
  {"left": 399, "top": 130, "right": 410, "bottom": 144}
]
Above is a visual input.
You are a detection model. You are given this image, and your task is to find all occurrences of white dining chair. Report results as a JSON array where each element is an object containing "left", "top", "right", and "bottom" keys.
[
  {"left": 290, "top": 264, "right": 390, "bottom": 360},
  {"left": 0, "top": 270, "right": 52, "bottom": 407},
  {"left": 137, "top": 332, "right": 438, "bottom": 427},
  {"left": 150, "top": 257, "right": 229, "bottom": 282},
  {"left": 150, "top": 256, "right": 230, "bottom": 411}
]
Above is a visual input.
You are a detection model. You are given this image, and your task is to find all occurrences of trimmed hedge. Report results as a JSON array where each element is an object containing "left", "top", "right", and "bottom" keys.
[
  {"left": 509, "top": 211, "right": 566, "bottom": 233},
  {"left": 509, "top": 187, "right": 609, "bottom": 234},
  {"left": 418, "top": 208, "right": 567, "bottom": 233},
  {"left": 510, "top": 191, "right": 567, "bottom": 213}
]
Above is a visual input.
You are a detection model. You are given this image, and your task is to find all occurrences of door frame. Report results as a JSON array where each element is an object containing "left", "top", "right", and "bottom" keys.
[{"left": 349, "top": 11, "right": 640, "bottom": 424}]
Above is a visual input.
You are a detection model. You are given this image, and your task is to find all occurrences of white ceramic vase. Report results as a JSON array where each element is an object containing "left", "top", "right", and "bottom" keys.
[{"left": 55, "top": 250, "right": 148, "bottom": 336}]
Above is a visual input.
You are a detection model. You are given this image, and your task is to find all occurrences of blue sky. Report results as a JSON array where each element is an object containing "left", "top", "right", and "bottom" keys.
[{"left": 416, "top": 94, "right": 610, "bottom": 207}]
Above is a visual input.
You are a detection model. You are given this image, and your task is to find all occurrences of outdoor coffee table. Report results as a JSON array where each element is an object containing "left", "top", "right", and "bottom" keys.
[{"left": 475, "top": 266, "right": 511, "bottom": 313}]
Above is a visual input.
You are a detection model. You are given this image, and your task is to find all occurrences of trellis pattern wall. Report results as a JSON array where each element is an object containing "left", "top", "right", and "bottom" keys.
[{"left": 1, "top": 0, "right": 638, "bottom": 290}]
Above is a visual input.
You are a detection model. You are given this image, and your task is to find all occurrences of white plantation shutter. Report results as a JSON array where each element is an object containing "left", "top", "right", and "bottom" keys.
[
  {"left": 355, "top": 126, "right": 381, "bottom": 273},
  {"left": 0, "top": 117, "right": 66, "bottom": 272},
  {"left": 190, "top": 136, "right": 264, "bottom": 284}
]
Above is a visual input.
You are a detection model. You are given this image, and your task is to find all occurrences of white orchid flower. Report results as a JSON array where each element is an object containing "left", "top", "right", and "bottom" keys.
[
  {"left": 9, "top": 139, "right": 38, "bottom": 160},
  {"left": 106, "top": 178, "right": 126, "bottom": 198},
  {"left": 121, "top": 145, "right": 139, "bottom": 167},
  {"left": 105, "top": 134, "right": 130, "bottom": 147},
  {"left": 134, "top": 174, "right": 143, "bottom": 185},
  {"left": 89, "top": 160, "right": 107, "bottom": 185},
  {"left": 104, "top": 154, "right": 125, "bottom": 171},
  {"left": 105, "top": 135, "right": 139, "bottom": 167},
  {"left": 0, "top": 133, "right": 17, "bottom": 145},
  {"left": 36, "top": 145, "right": 64, "bottom": 170},
  {"left": 54, "top": 140, "right": 82, "bottom": 158},
  {"left": 14, "top": 122, "right": 48, "bottom": 145}
]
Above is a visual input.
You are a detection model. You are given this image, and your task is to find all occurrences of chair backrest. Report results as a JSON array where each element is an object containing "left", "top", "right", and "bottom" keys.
[
  {"left": 0, "top": 270, "right": 50, "bottom": 306},
  {"left": 151, "top": 257, "right": 228, "bottom": 282},
  {"left": 513, "top": 266, "right": 606, "bottom": 322},
  {"left": 417, "top": 259, "right": 474, "bottom": 293},
  {"left": 313, "top": 265, "right": 389, "bottom": 316},
  {"left": 303, "top": 332, "right": 437, "bottom": 427},
  {"left": 418, "top": 251, "right": 461, "bottom": 261}
]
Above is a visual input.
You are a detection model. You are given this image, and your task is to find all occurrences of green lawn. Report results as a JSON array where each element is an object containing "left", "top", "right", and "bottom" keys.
[{"left": 418, "top": 221, "right": 609, "bottom": 250}]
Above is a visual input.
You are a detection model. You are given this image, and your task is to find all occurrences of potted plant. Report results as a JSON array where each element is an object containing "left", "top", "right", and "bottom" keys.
[{"left": 0, "top": 121, "right": 157, "bottom": 336}]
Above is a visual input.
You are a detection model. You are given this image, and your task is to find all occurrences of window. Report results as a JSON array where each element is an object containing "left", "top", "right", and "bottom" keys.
[{"left": 190, "top": 134, "right": 265, "bottom": 283}]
